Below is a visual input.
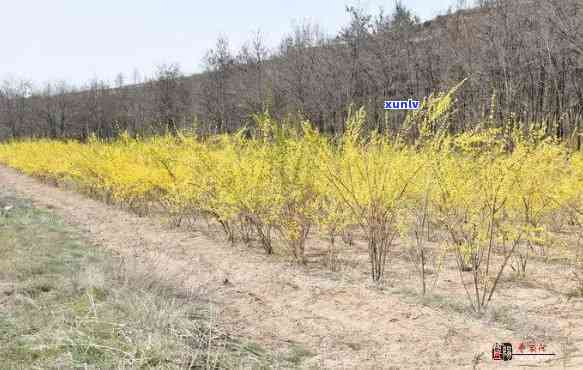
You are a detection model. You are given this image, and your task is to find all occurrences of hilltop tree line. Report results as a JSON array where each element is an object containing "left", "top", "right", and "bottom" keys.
[{"left": 1, "top": 0, "right": 582, "bottom": 146}]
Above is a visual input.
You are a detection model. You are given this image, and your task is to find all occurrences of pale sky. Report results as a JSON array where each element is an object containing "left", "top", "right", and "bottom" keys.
[{"left": 0, "top": 0, "right": 458, "bottom": 88}]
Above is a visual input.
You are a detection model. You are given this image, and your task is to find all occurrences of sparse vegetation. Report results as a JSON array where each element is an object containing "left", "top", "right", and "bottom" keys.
[{"left": 0, "top": 193, "right": 286, "bottom": 369}]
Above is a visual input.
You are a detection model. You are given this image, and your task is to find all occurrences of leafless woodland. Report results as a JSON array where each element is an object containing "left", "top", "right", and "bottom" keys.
[{"left": 0, "top": 0, "right": 582, "bottom": 146}]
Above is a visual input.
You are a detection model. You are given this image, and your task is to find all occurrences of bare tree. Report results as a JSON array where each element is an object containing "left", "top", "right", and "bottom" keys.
[
  {"left": 152, "top": 63, "right": 190, "bottom": 135},
  {"left": 0, "top": 78, "right": 33, "bottom": 139},
  {"left": 200, "top": 37, "right": 236, "bottom": 134}
]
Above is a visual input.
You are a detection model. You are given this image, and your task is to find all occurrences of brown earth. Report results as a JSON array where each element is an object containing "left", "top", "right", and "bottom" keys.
[{"left": 1, "top": 164, "right": 581, "bottom": 369}]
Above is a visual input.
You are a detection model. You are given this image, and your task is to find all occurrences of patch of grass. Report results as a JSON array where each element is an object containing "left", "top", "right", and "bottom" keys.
[
  {"left": 485, "top": 304, "right": 521, "bottom": 330},
  {"left": 0, "top": 193, "right": 297, "bottom": 369},
  {"left": 237, "top": 341, "right": 267, "bottom": 358},
  {"left": 418, "top": 293, "right": 468, "bottom": 314},
  {"left": 382, "top": 285, "right": 469, "bottom": 314},
  {"left": 284, "top": 343, "right": 316, "bottom": 365}
]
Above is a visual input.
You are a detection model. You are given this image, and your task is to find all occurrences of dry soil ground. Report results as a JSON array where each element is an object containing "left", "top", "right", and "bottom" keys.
[{"left": 1, "top": 165, "right": 582, "bottom": 369}]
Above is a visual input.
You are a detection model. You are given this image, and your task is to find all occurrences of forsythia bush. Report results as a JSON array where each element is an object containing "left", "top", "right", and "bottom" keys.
[{"left": 1, "top": 96, "right": 582, "bottom": 302}]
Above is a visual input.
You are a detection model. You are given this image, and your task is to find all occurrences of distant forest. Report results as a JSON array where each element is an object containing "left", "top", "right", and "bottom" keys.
[{"left": 1, "top": 0, "right": 582, "bottom": 147}]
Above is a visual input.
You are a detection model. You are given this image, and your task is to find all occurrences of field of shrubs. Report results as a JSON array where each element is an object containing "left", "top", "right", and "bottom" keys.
[{"left": 2, "top": 88, "right": 583, "bottom": 314}]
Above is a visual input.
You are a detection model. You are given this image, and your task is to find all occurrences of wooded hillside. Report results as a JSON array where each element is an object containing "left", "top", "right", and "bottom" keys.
[{"left": 1, "top": 0, "right": 581, "bottom": 145}]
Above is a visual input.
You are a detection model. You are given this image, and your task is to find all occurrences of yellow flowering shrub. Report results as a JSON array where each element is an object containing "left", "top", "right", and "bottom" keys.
[{"left": 0, "top": 97, "right": 581, "bottom": 301}]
